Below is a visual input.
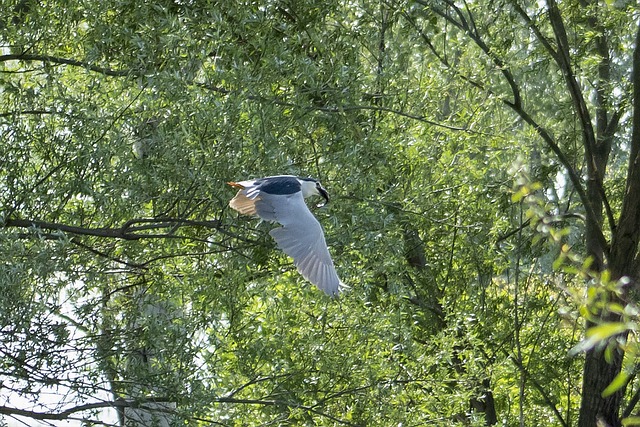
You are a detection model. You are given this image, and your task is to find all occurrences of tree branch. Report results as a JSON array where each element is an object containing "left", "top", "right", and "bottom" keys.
[
  {"left": 628, "top": 19, "right": 640, "bottom": 173},
  {"left": 0, "top": 398, "right": 173, "bottom": 421},
  {"left": 509, "top": 1, "right": 559, "bottom": 61},
  {"left": 69, "top": 237, "right": 148, "bottom": 269},
  {"left": 616, "top": 20, "right": 640, "bottom": 274},
  {"left": 213, "top": 396, "right": 361, "bottom": 426},
  {"left": 197, "top": 82, "right": 479, "bottom": 134},
  {"left": 0, "top": 109, "right": 60, "bottom": 118},
  {"left": 3, "top": 217, "right": 222, "bottom": 241},
  {"left": 403, "top": 3, "right": 610, "bottom": 259},
  {"left": 510, "top": 104, "right": 610, "bottom": 258},
  {"left": 505, "top": 351, "right": 569, "bottom": 427},
  {"left": 623, "top": 376, "right": 640, "bottom": 418},
  {"left": 421, "top": 0, "right": 523, "bottom": 109},
  {"left": 0, "top": 53, "right": 133, "bottom": 77},
  {"left": 546, "top": 0, "right": 613, "bottom": 229}
]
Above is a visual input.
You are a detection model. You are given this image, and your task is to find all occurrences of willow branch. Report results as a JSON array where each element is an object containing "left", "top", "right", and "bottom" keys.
[
  {"left": 0, "top": 53, "right": 132, "bottom": 77},
  {"left": 0, "top": 398, "right": 174, "bottom": 421},
  {"left": 3, "top": 217, "right": 222, "bottom": 240}
]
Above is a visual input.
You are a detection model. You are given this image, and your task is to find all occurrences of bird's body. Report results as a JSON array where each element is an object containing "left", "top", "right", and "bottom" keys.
[{"left": 228, "top": 175, "right": 342, "bottom": 296}]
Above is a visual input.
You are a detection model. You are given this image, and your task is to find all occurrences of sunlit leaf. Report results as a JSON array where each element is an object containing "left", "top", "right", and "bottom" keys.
[
  {"left": 602, "top": 370, "right": 631, "bottom": 397},
  {"left": 622, "top": 416, "right": 640, "bottom": 426},
  {"left": 569, "top": 323, "right": 628, "bottom": 356}
]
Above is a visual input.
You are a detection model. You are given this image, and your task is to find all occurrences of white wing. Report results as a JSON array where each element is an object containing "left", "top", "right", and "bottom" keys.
[{"left": 254, "top": 191, "right": 341, "bottom": 296}]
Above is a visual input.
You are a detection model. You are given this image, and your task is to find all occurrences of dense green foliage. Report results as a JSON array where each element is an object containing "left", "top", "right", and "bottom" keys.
[{"left": 1, "top": 0, "right": 640, "bottom": 426}]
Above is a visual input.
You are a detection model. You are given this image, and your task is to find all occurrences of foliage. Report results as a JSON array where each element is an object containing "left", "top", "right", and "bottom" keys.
[{"left": 1, "top": 0, "right": 640, "bottom": 426}]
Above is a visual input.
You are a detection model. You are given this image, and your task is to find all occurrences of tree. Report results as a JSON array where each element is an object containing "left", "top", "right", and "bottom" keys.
[{"left": 402, "top": 1, "right": 639, "bottom": 425}]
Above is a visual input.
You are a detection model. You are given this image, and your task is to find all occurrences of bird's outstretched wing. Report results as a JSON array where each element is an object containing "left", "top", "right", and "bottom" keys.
[{"left": 255, "top": 191, "right": 341, "bottom": 296}]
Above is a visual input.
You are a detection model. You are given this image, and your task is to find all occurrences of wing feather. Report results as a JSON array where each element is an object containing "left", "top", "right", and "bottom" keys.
[
  {"left": 258, "top": 192, "right": 341, "bottom": 296},
  {"left": 229, "top": 193, "right": 259, "bottom": 216}
]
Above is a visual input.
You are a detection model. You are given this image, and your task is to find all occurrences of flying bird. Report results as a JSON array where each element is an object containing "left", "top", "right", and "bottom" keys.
[{"left": 228, "top": 175, "right": 343, "bottom": 296}]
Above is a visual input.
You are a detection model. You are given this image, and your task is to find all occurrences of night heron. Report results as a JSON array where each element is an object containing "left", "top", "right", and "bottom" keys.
[{"left": 228, "top": 175, "right": 343, "bottom": 296}]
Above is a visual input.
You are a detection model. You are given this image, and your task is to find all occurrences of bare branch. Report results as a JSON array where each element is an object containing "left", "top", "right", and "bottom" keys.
[
  {"left": 628, "top": 20, "right": 640, "bottom": 173},
  {"left": 0, "top": 109, "right": 60, "bottom": 118},
  {"left": 213, "top": 397, "right": 361, "bottom": 426},
  {"left": 616, "top": 20, "right": 640, "bottom": 273},
  {"left": 69, "top": 238, "right": 148, "bottom": 269},
  {"left": 509, "top": 1, "right": 558, "bottom": 61},
  {"left": 402, "top": 4, "right": 610, "bottom": 258},
  {"left": 546, "top": 0, "right": 610, "bottom": 215}
]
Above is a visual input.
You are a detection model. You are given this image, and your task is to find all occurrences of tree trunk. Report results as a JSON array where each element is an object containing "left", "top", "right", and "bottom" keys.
[
  {"left": 579, "top": 343, "right": 625, "bottom": 427},
  {"left": 578, "top": 20, "right": 640, "bottom": 427}
]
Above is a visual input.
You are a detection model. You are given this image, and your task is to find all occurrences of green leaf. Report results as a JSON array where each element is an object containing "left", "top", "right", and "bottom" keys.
[
  {"left": 622, "top": 417, "right": 640, "bottom": 426},
  {"left": 586, "top": 323, "right": 628, "bottom": 340},
  {"left": 602, "top": 370, "right": 631, "bottom": 397},
  {"left": 569, "top": 322, "right": 628, "bottom": 356}
]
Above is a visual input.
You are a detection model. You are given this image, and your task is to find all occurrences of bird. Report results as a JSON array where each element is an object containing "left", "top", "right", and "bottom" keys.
[{"left": 227, "top": 175, "right": 343, "bottom": 296}]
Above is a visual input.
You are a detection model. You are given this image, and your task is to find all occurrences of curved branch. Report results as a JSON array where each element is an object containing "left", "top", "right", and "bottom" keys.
[
  {"left": 0, "top": 398, "right": 173, "bottom": 422},
  {"left": 615, "top": 21, "right": 640, "bottom": 273},
  {"left": 3, "top": 217, "right": 222, "bottom": 240},
  {"left": 510, "top": 106, "right": 610, "bottom": 258},
  {"left": 197, "top": 82, "right": 479, "bottom": 134},
  {"left": 546, "top": 0, "right": 617, "bottom": 249},
  {"left": 509, "top": 1, "right": 559, "bottom": 61},
  {"left": 544, "top": 2, "right": 591, "bottom": 124},
  {"left": 513, "top": 0, "right": 617, "bottom": 239},
  {"left": 213, "top": 397, "right": 360, "bottom": 426},
  {"left": 0, "top": 53, "right": 133, "bottom": 77},
  {"left": 313, "top": 103, "right": 479, "bottom": 133}
]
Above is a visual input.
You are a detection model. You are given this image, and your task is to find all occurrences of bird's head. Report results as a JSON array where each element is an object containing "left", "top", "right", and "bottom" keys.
[{"left": 298, "top": 177, "right": 330, "bottom": 205}]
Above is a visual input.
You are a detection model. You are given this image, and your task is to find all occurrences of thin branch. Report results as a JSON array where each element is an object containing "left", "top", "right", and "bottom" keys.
[
  {"left": 513, "top": 107, "right": 609, "bottom": 257},
  {"left": 197, "top": 82, "right": 483, "bottom": 135},
  {"left": 505, "top": 350, "right": 569, "bottom": 427},
  {"left": 3, "top": 217, "right": 222, "bottom": 241},
  {"left": 0, "top": 109, "right": 60, "bottom": 118},
  {"left": 422, "top": 0, "right": 523, "bottom": 109},
  {"left": 495, "top": 213, "right": 586, "bottom": 246},
  {"left": 212, "top": 397, "right": 361, "bottom": 426},
  {"left": 509, "top": 1, "right": 558, "bottom": 60},
  {"left": 314, "top": 103, "right": 478, "bottom": 133},
  {"left": 402, "top": 10, "right": 487, "bottom": 93},
  {"left": 619, "top": 20, "right": 640, "bottom": 271},
  {"left": 69, "top": 238, "right": 148, "bottom": 269},
  {"left": 0, "top": 398, "right": 173, "bottom": 421},
  {"left": 623, "top": 378, "right": 640, "bottom": 418},
  {"left": 0, "top": 53, "right": 133, "bottom": 77},
  {"left": 225, "top": 375, "right": 293, "bottom": 398},
  {"left": 628, "top": 20, "right": 640, "bottom": 178}
]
